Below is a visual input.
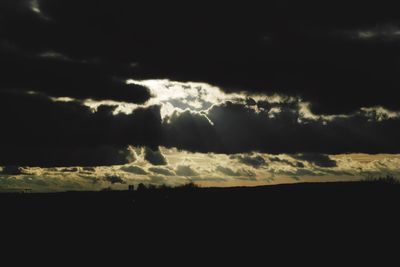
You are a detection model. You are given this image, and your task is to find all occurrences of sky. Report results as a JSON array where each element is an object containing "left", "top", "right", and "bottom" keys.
[{"left": 1, "top": 0, "right": 400, "bottom": 191}]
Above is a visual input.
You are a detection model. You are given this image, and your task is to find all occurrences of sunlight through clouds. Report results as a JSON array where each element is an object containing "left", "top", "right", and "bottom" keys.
[{"left": 48, "top": 78, "right": 400, "bottom": 129}]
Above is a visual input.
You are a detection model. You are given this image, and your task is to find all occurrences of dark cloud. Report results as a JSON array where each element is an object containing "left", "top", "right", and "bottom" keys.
[
  {"left": 163, "top": 102, "right": 400, "bottom": 154},
  {"left": 144, "top": 147, "right": 167, "bottom": 166},
  {"left": 2, "top": 91, "right": 400, "bottom": 168},
  {"left": 148, "top": 167, "right": 175, "bottom": 176},
  {"left": 175, "top": 165, "right": 199, "bottom": 177},
  {"left": 0, "top": 145, "right": 134, "bottom": 167},
  {"left": 291, "top": 154, "right": 337, "bottom": 168},
  {"left": 1, "top": 1, "right": 399, "bottom": 114},
  {"left": 1, "top": 166, "right": 24, "bottom": 175},
  {"left": 0, "top": 91, "right": 162, "bottom": 167},
  {"left": 0, "top": 52, "right": 151, "bottom": 103},
  {"left": 230, "top": 155, "right": 266, "bottom": 168},
  {"left": 2, "top": 1, "right": 400, "bottom": 168},
  {"left": 82, "top": 167, "right": 96, "bottom": 172},
  {"left": 120, "top": 166, "right": 148, "bottom": 175},
  {"left": 0, "top": 1, "right": 151, "bottom": 103},
  {"left": 104, "top": 175, "right": 125, "bottom": 185},
  {"left": 59, "top": 167, "right": 79, "bottom": 173},
  {"left": 162, "top": 110, "right": 221, "bottom": 153}
]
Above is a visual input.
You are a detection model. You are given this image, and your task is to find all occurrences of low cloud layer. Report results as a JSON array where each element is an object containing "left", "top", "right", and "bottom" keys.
[{"left": 1, "top": 149, "right": 400, "bottom": 192}]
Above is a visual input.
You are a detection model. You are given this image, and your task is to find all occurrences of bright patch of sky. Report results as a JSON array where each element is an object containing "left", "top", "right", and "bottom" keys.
[{"left": 48, "top": 79, "right": 400, "bottom": 123}]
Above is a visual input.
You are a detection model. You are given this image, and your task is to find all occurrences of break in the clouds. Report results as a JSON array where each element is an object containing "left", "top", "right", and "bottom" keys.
[{"left": 1, "top": 0, "right": 400, "bottom": 190}]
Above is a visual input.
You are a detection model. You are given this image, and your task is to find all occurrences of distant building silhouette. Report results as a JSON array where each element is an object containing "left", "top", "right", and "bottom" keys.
[{"left": 128, "top": 185, "right": 134, "bottom": 191}]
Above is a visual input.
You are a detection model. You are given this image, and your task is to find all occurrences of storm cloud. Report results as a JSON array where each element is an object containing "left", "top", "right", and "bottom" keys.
[
  {"left": 2, "top": 1, "right": 399, "bottom": 114},
  {"left": 0, "top": 91, "right": 161, "bottom": 167},
  {"left": 163, "top": 101, "right": 400, "bottom": 155},
  {"left": 1, "top": 90, "right": 400, "bottom": 167},
  {"left": 1, "top": 0, "right": 400, "bottom": 170}
]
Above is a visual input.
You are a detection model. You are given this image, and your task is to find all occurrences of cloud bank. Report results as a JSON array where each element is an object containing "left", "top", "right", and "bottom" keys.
[{"left": 0, "top": 1, "right": 399, "bottom": 190}]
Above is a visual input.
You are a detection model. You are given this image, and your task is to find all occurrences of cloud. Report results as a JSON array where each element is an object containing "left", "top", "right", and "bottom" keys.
[
  {"left": 2, "top": 90, "right": 400, "bottom": 169},
  {"left": 271, "top": 168, "right": 320, "bottom": 178},
  {"left": 2, "top": 1, "right": 400, "bottom": 170},
  {"left": 190, "top": 176, "right": 227, "bottom": 183},
  {"left": 144, "top": 147, "right": 168, "bottom": 165},
  {"left": 59, "top": 167, "right": 79, "bottom": 172},
  {"left": 351, "top": 25, "right": 400, "bottom": 41},
  {"left": 230, "top": 154, "right": 266, "bottom": 168},
  {"left": 216, "top": 166, "right": 239, "bottom": 176},
  {"left": 175, "top": 165, "right": 199, "bottom": 177},
  {"left": 163, "top": 101, "right": 400, "bottom": 154},
  {"left": 120, "top": 165, "right": 148, "bottom": 175},
  {"left": 291, "top": 154, "right": 337, "bottom": 168},
  {"left": 2, "top": 151, "right": 400, "bottom": 192},
  {"left": 149, "top": 175, "right": 167, "bottom": 184},
  {"left": 1, "top": 166, "right": 25, "bottom": 175},
  {"left": 104, "top": 175, "right": 125, "bottom": 185},
  {"left": 3, "top": 90, "right": 400, "bottom": 168},
  {"left": 162, "top": 110, "right": 220, "bottom": 153},
  {"left": 2, "top": 1, "right": 400, "bottom": 115},
  {"left": 216, "top": 166, "right": 255, "bottom": 177},
  {"left": 82, "top": 167, "right": 96, "bottom": 172},
  {"left": 269, "top": 157, "right": 305, "bottom": 168},
  {"left": 0, "top": 91, "right": 161, "bottom": 167},
  {"left": 0, "top": 48, "right": 151, "bottom": 104},
  {"left": 148, "top": 167, "right": 175, "bottom": 176}
]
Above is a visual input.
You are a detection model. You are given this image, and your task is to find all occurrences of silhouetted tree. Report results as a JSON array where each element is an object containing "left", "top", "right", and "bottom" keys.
[{"left": 137, "top": 183, "right": 147, "bottom": 192}]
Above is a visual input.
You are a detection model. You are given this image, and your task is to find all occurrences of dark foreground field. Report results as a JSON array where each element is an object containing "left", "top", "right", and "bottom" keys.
[
  {"left": 2, "top": 181, "right": 400, "bottom": 228},
  {"left": 1, "top": 181, "right": 399, "bottom": 262}
]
